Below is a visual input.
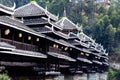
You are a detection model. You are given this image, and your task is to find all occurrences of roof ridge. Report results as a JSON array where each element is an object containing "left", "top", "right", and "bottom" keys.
[
  {"left": 15, "top": 2, "right": 45, "bottom": 12},
  {"left": 65, "top": 17, "right": 77, "bottom": 27},
  {"left": 56, "top": 17, "right": 77, "bottom": 30}
]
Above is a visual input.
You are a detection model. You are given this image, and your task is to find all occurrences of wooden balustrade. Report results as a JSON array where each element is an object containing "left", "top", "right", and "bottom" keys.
[
  {"left": 0, "top": 38, "right": 38, "bottom": 51},
  {"left": 49, "top": 46, "right": 61, "bottom": 53}
]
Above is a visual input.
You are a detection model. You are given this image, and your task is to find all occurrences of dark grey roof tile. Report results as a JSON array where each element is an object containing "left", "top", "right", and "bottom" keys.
[
  {"left": 56, "top": 17, "right": 77, "bottom": 30},
  {"left": 0, "top": 3, "right": 14, "bottom": 14},
  {"left": 0, "top": 16, "right": 45, "bottom": 38},
  {"left": 14, "top": 2, "right": 45, "bottom": 17},
  {"left": 14, "top": 2, "right": 58, "bottom": 21}
]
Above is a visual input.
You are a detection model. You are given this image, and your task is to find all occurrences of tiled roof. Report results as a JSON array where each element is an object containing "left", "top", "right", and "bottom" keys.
[
  {"left": 0, "top": 49, "right": 47, "bottom": 58},
  {"left": 14, "top": 2, "right": 58, "bottom": 21},
  {"left": 0, "top": 3, "right": 14, "bottom": 15},
  {"left": 56, "top": 17, "right": 77, "bottom": 30},
  {"left": 68, "top": 32, "right": 78, "bottom": 39},
  {"left": 14, "top": 2, "right": 45, "bottom": 17},
  {"left": 53, "top": 31, "right": 69, "bottom": 39},
  {"left": 78, "top": 33, "right": 94, "bottom": 42},
  {"left": 33, "top": 26, "right": 52, "bottom": 33},
  {"left": 77, "top": 57, "right": 92, "bottom": 64},
  {"left": 0, "top": 16, "right": 45, "bottom": 38},
  {"left": 49, "top": 21, "right": 63, "bottom": 30},
  {"left": 48, "top": 52, "right": 76, "bottom": 62},
  {"left": 92, "top": 60, "right": 103, "bottom": 65}
]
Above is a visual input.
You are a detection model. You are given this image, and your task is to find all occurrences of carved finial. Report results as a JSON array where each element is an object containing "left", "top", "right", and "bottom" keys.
[
  {"left": 11, "top": 2, "right": 16, "bottom": 10},
  {"left": 56, "top": 13, "right": 59, "bottom": 20},
  {"left": 79, "top": 25, "right": 83, "bottom": 34},
  {"left": 57, "top": 13, "right": 59, "bottom": 18},
  {"left": 45, "top": 5, "right": 48, "bottom": 10},
  {"left": 63, "top": 7, "right": 67, "bottom": 17},
  {"left": 77, "top": 23, "right": 79, "bottom": 26}
]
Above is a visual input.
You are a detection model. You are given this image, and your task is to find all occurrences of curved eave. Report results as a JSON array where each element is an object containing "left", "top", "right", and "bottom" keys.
[
  {"left": 82, "top": 48, "right": 91, "bottom": 53},
  {"left": 92, "top": 60, "right": 102, "bottom": 65},
  {"left": 77, "top": 57, "right": 92, "bottom": 64},
  {"left": 0, "top": 3, "right": 14, "bottom": 15},
  {"left": 45, "top": 36, "right": 70, "bottom": 47},
  {"left": 0, "top": 50, "right": 47, "bottom": 59},
  {"left": 49, "top": 22, "right": 63, "bottom": 30},
  {"left": 103, "top": 62, "right": 109, "bottom": 66},
  {"left": 0, "top": 20, "right": 45, "bottom": 38},
  {"left": 89, "top": 48, "right": 101, "bottom": 53},
  {"left": 45, "top": 11, "right": 58, "bottom": 21},
  {"left": 48, "top": 52, "right": 76, "bottom": 62},
  {"left": 75, "top": 71, "right": 83, "bottom": 74},
  {"left": 0, "top": 8, "right": 13, "bottom": 15},
  {"left": 45, "top": 71, "right": 61, "bottom": 75},
  {"left": 53, "top": 31, "right": 69, "bottom": 39},
  {"left": 74, "top": 40, "right": 89, "bottom": 48},
  {"left": 91, "top": 52, "right": 109, "bottom": 60}
]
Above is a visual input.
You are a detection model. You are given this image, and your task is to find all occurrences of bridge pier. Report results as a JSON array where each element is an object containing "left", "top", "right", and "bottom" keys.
[
  {"left": 10, "top": 73, "right": 108, "bottom": 80},
  {"left": 45, "top": 75, "right": 64, "bottom": 80},
  {"left": 64, "top": 74, "right": 87, "bottom": 80},
  {"left": 54, "top": 75, "right": 64, "bottom": 80},
  {"left": 88, "top": 73, "right": 99, "bottom": 80},
  {"left": 63, "top": 73, "right": 108, "bottom": 80},
  {"left": 99, "top": 72, "right": 108, "bottom": 80}
]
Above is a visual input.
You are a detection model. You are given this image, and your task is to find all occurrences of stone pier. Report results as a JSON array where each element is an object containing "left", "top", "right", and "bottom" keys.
[
  {"left": 45, "top": 75, "right": 64, "bottom": 80},
  {"left": 64, "top": 74, "right": 87, "bottom": 80},
  {"left": 99, "top": 72, "right": 108, "bottom": 80},
  {"left": 11, "top": 73, "right": 108, "bottom": 80},
  {"left": 88, "top": 73, "right": 99, "bottom": 80}
]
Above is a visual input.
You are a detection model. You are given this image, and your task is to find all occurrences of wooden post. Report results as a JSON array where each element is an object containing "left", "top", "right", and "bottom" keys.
[{"left": 0, "top": 28, "right": 1, "bottom": 41}]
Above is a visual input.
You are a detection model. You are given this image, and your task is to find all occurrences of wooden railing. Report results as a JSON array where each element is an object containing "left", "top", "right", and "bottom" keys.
[
  {"left": 0, "top": 38, "right": 38, "bottom": 51},
  {"left": 49, "top": 46, "right": 61, "bottom": 54}
]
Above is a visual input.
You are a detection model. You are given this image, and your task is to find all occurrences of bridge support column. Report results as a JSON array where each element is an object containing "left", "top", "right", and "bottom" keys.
[
  {"left": 88, "top": 73, "right": 99, "bottom": 80},
  {"left": 54, "top": 75, "right": 64, "bottom": 80},
  {"left": 45, "top": 75, "right": 64, "bottom": 80},
  {"left": 64, "top": 74, "right": 87, "bottom": 80},
  {"left": 99, "top": 72, "right": 108, "bottom": 80}
]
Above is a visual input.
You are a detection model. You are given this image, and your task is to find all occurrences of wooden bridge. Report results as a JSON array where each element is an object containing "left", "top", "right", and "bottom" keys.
[{"left": 0, "top": 1, "right": 109, "bottom": 80}]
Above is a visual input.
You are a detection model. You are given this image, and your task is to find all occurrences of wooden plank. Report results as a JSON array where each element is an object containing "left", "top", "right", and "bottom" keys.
[{"left": 0, "top": 61, "right": 37, "bottom": 67}]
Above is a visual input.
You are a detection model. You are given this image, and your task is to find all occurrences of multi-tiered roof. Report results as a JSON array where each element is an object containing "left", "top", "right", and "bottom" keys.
[{"left": 0, "top": 1, "right": 109, "bottom": 76}]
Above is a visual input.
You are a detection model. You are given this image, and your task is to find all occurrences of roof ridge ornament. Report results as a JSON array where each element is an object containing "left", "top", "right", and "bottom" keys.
[
  {"left": 63, "top": 7, "right": 67, "bottom": 18},
  {"left": 45, "top": 5, "right": 48, "bottom": 10},
  {"left": 57, "top": 13, "right": 59, "bottom": 20},
  {"left": 78, "top": 24, "right": 83, "bottom": 34},
  {"left": 11, "top": 2, "right": 16, "bottom": 10}
]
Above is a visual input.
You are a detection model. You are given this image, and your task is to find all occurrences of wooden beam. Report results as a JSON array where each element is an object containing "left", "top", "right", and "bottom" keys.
[
  {"left": 0, "top": 61, "right": 37, "bottom": 67},
  {"left": 0, "top": 28, "right": 1, "bottom": 38}
]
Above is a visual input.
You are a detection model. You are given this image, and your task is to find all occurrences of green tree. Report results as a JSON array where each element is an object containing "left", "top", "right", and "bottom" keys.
[{"left": 0, "top": 74, "right": 11, "bottom": 80}]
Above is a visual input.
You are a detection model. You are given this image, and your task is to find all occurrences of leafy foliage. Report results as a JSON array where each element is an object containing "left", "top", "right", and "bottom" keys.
[
  {"left": 108, "top": 68, "right": 120, "bottom": 80},
  {"left": 0, "top": 74, "right": 11, "bottom": 80}
]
